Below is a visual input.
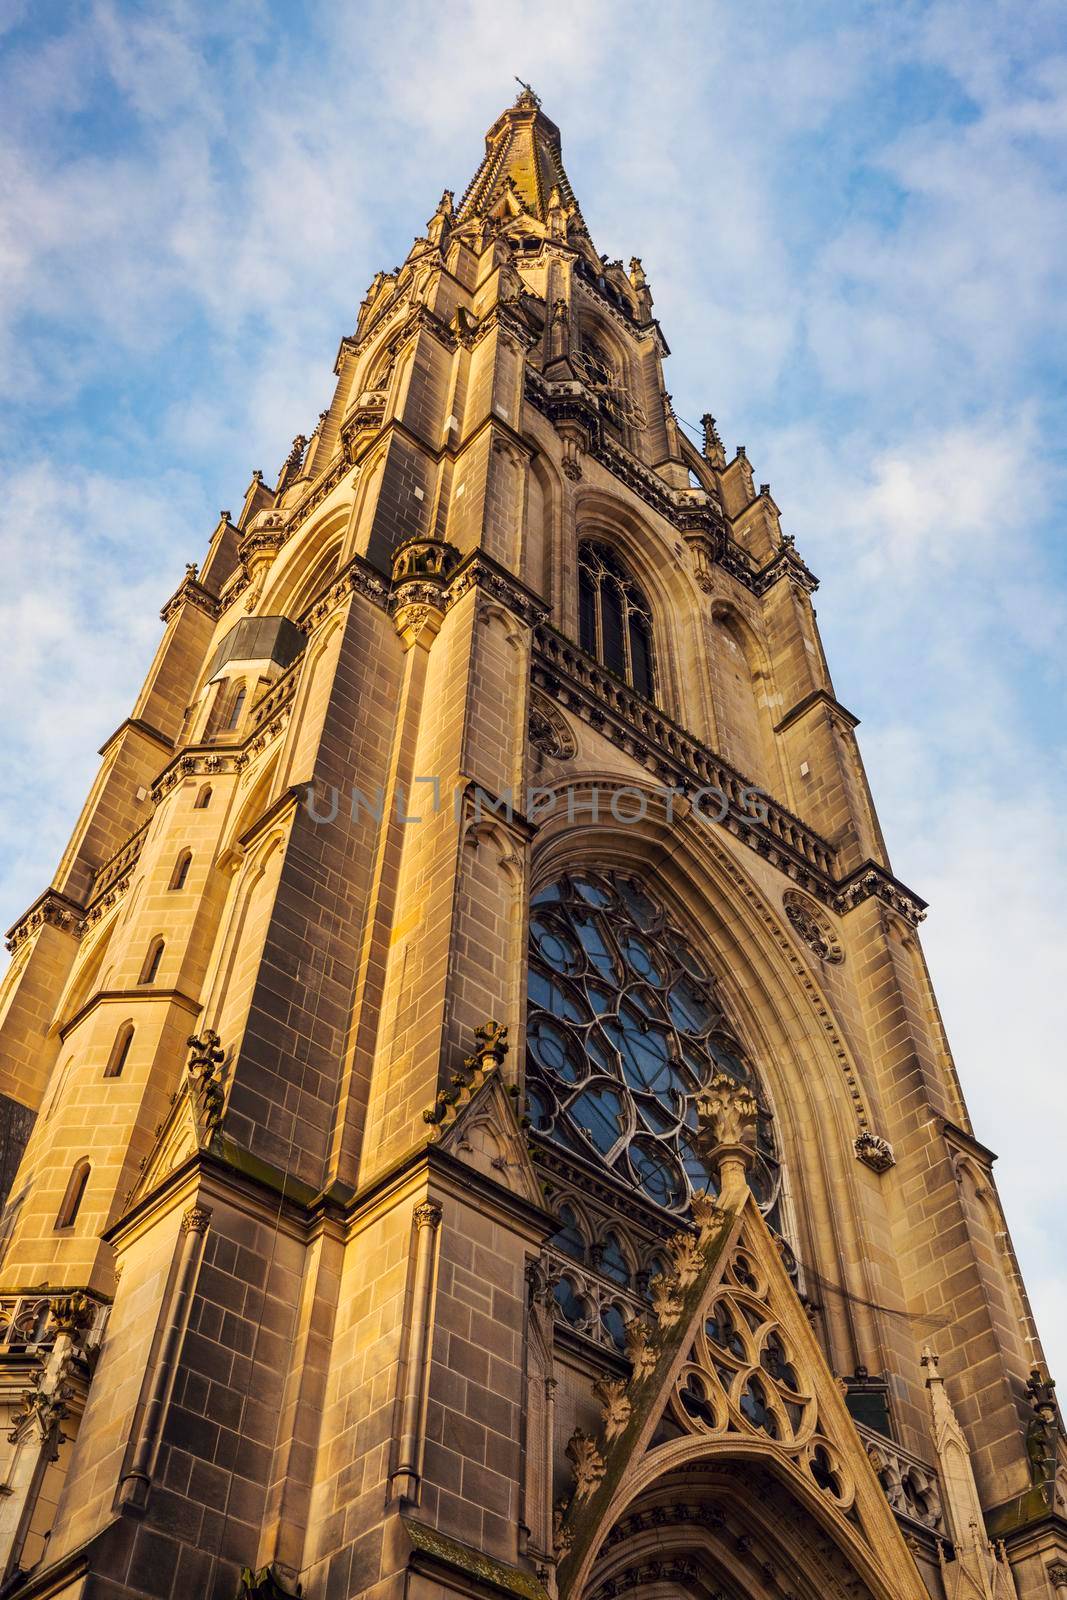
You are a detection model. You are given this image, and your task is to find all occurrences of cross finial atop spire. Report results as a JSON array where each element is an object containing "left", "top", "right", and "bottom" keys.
[{"left": 513, "top": 77, "right": 541, "bottom": 108}]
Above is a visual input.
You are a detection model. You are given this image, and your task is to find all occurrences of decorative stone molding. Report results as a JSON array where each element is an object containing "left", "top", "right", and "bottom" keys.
[
  {"left": 160, "top": 571, "right": 221, "bottom": 625},
  {"left": 858, "top": 1423, "right": 944, "bottom": 1534},
  {"left": 446, "top": 553, "right": 550, "bottom": 630},
  {"left": 181, "top": 1205, "right": 213, "bottom": 1236},
  {"left": 853, "top": 1132, "right": 895, "bottom": 1174},
  {"left": 423, "top": 1019, "right": 510, "bottom": 1133},
  {"left": 565, "top": 1428, "right": 606, "bottom": 1502},
  {"left": 592, "top": 1375, "right": 631, "bottom": 1442},
  {"left": 186, "top": 1030, "right": 227, "bottom": 1135},
  {"left": 783, "top": 890, "right": 843, "bottom": 964},
  {"left": 833, "top": 865, "right": 927, "bottom": 928},
  {"left": 5, "top": 889, "right": 85, "bottom": 953},
  {"left": 695, "top": 1071, "right": 759, "bottom": 1151},
  {"left": 528, "top": 693, "right": 576, "bottom": 761},
  {"left": 1027, "top": 1365, "right": 1061, "bottom": 1486},
  {"left": 298, "top": 553, "right": 390, "bottom": 633},
  {"left": 1047, "top": 1563, "right": 1067, "bottom": 1590}
]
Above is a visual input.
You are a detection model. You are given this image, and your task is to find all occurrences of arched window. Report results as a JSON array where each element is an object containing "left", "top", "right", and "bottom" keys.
[
  {"left": 138, "top": 937, "right": 165, "bottom": 986},
  {"left": 524, "top": 867, "right": 781, "bottom": 1223},
  {"left": 55, "top": 1160, "right": 90, "bottom": 1230},
  {"left": 169, "top": 849, "right": 192, "bottom": 891},
  {"left": 224, "top": 686, "right": 246, "bottom": 732},
  {"left": 577, "top": 542, "right": 655, "bottom": 699},
  {"left": 104, "top": 1021, "right": 134, "bottom": 1078},
  {"left": 552, "top": 1204, "right": 587, "bottom": 1263},
  {"left": 194, "top": 785, "right": 212, "bottom": 809}
]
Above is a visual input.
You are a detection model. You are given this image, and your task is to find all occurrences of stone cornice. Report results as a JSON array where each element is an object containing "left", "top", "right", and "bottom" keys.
[
  {"left": 58, "top": 986, "right": 201, "bottom": 1042},
  {"left": 774, "top": 688, "right": 859, "bottom": 735},
  {"left": 833, "top": 862, "right": 927, "bottom": 927},
  {"left": 938, "top": 1118, "right": 997, "bottom": 1167},
  {"left": 297, "top": 550, "right": 390, "bottom": 632},
  {"left": 533, "top": 631, "right": 929, "bottom": 923},
  {"left": 754, "top": 540, "right": 819, "bottom": 595},
  {"left": 96, "top": 717, "right": 172, "bottom": 759},
  {"left": 533, "top": 627, "right": 838, "bottom": 884},
  {"left": 445, "top": 549, "right": 550, "bottom": 629},
  {"left": 159, "top": 574, "right": 221, "bottom": 625},
  {"left": 5, "top": 889, "right": 85, "bottom": 954},
  {"left": 150, "top": 746, "right": 248, "bottom": 806},
  {"left": 525, "top": 370, "right": 819, "bottom": 598}
]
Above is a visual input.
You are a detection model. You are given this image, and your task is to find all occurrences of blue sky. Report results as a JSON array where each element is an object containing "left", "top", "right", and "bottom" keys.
[{"left": 1, "top": 1, "right": 1065, "bottom": 1381}]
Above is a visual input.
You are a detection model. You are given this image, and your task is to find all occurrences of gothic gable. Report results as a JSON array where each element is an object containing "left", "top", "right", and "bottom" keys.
[{"left": 555, "top": 1185, "right": 929, "bottom": 1600}]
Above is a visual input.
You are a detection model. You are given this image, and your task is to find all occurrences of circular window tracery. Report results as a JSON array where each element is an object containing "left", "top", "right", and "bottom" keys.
[{"left": 525, "top": 868, "right": 781, "bottom": 1220}]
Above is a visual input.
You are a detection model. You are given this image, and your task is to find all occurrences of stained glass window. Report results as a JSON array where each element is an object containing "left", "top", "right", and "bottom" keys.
[{"left": 525, "top": 868, "right": 781, "bottom": 1219}]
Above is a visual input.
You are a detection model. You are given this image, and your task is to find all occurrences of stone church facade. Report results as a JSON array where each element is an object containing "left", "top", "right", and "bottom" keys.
[{"left": 0, "top": 87, "right": 1062, "bottom": 1600}]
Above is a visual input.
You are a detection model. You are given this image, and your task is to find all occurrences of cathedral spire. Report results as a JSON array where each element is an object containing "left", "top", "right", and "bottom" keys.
[{"left": 456, "top": 84, "right": 586, "bottom": 231}]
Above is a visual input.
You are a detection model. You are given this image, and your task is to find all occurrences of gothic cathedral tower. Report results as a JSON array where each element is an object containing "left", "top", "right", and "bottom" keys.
[{"left": 0, "top": 89, "right": 1061, "bottom": 1600}]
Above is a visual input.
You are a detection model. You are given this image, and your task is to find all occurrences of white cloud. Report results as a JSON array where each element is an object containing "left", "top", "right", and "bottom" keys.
[{"left": 0, "top": 459, "right": 204, "bottom": 921}]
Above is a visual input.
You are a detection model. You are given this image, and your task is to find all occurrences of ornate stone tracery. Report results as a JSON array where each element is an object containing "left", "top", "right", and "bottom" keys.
[
  {"left": 525, "top": 867, "right": 782, "bottom": 1223},
  {"left": 782, "top": 890, "right": 844, "bottom": 964}
]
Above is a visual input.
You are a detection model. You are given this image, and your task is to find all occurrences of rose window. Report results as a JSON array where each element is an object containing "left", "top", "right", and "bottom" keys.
[{"left": 525, "top": 868, "right": 781, "bottom": 1219}]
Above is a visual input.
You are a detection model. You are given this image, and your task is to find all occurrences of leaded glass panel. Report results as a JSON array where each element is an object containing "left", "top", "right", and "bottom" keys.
[{"left": 525, "top": 868, "right": 781, "bottom": 1218}]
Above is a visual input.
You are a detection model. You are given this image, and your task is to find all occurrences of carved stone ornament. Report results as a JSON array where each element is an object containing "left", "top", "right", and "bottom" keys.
[
  {"left": 624, "top": 1317, "right": 658, "bottom": 1380},
  {"left": 1026, "top": 1365, "right": 1060, "bottom": 1486},
  {"left": 853, "top": 1132, "right": 895, "bottom": 1174},
  {"left": 782, "top": 890, "right": 843, "bottom": 964},
  {"left": 666, "top": 1229, "right": 706, "bottom": 1291},
  {"left": 648, "top": 1271, "right": 684, "bottom": 1329},
  {"left": 528, "top": 693, "right": 576, "bottom": 761},
  {"left": 186, "top": 1030, "right": 227, "bottom": 1135},
  {"left": 1047, "top": 1563, "right": 1067, "bottom": 1589},
  {"left": 553, "top": 1500, "right": 575, "bottom": 1557},
  {"left": 592, "top": 1374, "right": 632, "bottom": 1441},
  {"left": 695, "top": 1072, "right": 759, "bottom": 1152},
  {"left": 390, "top": 536, "right": 460, "bottom": 584},
  {"left": 464, "top": 1019, "right": 509, "bottom": 1071},
  {"left": 423, "top": 1020, "right": 509, "bottom": 1133},
  {"left": 50, "top": 1291, "right": 96, "bottom": 1339},
  {"left": 566, "top": 1427, "right": 606, "bottom": 1502},
  {"left": 181, "top": 1205, "right": 212, "bottom": 1235},
  {"left": 6, "top": 890, "right": 85, "bottom": 954}
]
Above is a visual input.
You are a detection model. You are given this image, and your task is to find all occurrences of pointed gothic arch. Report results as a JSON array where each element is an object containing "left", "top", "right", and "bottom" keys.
[
  {"left": 524, "top": 775, "right": 889, "bottom": 1379},
  {"left": 577, "top": 541, "right": 656, "bottom": 701},
  {"left": 571, "top": 488, "right": 714, "bottom": 730},
  {"left": 709, "top": 600, "right": 783, "bottom": 796}
]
